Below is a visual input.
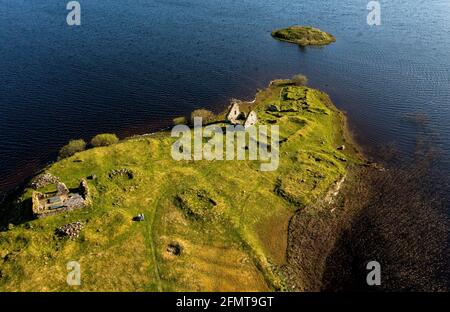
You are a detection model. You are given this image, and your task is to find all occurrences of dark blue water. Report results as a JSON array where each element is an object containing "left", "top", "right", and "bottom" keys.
[{"left": 1, "top": 0, "right": 450, "bottom": 194}]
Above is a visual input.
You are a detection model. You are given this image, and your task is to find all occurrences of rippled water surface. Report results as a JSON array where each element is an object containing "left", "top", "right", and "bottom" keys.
[{"left": 1, "top": 0, "right": 450, "bottom": 194}]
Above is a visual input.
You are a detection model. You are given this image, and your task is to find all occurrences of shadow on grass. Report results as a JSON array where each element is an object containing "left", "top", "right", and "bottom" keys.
[{"left": 0, "top": 196, "right": 34, "bottom": 231}]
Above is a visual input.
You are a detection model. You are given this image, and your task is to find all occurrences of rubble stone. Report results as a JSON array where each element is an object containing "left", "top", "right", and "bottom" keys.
[
  {"left": 56, "top": 182, "right": 69, "bottom": 196},
  {"left": 30, "top": 173, "right": 60, "bottom": 189},
  {"left": 55, "top": 221, "right": 83, "bottom": 239},
  {"left": 109, "top": 168, "right": 134, "bottom": 180}
]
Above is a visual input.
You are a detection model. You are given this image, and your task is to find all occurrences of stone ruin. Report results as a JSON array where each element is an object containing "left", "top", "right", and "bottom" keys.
[
  {"left": 57, "top": 182, "right": 69, "bottom": 195},
  {"left": 226, "top": 101, "right": 258, "bottom": 128},
  {"left": 55, "top": 221, "right": 83, "bottom": 239},
  {"left": 244, "top": 111, "right": 257, "bottom": 128},
  {"left": 31, "top": 178, "right": 91, "bottom": 219},
  {"left": 226, "top": 102, "right": 242, "bottom": 124},
  {"left": 30, "top": 173, "right": 60, "bottom": 189}
]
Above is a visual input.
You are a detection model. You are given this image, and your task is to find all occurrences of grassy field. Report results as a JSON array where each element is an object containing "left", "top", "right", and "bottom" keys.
[
  {"left": 0, "top": 80, "right": 361, "bottom": 291},
  {"left": 271, "top": 26, "right": 336, "bottom": 46}
]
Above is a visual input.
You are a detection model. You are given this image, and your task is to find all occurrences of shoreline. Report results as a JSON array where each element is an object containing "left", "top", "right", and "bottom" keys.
[{"left": 0, "top": 77, "right": 368, "bottom": 205}]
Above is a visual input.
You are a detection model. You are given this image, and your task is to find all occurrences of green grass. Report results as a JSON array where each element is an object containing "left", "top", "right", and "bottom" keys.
[
  {"left": 271, "top": 26, "right": 336, "bottom": 46},
  {"left": 0, "top": 80, "right": 361, "bottom": 291}
]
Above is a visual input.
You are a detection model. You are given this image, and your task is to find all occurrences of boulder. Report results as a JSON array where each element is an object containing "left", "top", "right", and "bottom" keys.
[
  {"left": 87, "top": 174, "right": 97, "bottom": 180},
  {"left": 133, "top": 213, "right": 145, "bottom": 222}
]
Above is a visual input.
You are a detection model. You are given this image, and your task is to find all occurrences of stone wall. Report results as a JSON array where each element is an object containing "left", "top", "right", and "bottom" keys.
[
  {"left": 244, "top": 111, "right": 258, "bottom": 128},
  {"left": 79, "top": 179, "right": 92, "bottom": 205},
  {"left": 31, "top": 179, "right": 91, "bottom": 219},
  {"left": 227, "top": 102, "right": 240, "bottom": 124},
  {"left": 30, "top": 173, "right": 60, "bottom": 189}
]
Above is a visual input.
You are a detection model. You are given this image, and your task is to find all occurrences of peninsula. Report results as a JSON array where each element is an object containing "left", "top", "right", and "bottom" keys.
[{"left": 0, "top": 77, "right": 361, "bottom": 291}]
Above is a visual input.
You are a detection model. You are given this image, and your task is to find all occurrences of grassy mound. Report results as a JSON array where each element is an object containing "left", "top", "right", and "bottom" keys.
[
  {"left": 0, "top": 79, "right": 361, "bottom": 291},
  {"left": 271, "top": 26, "right": 336, "bottom": 46},
  {"left": 176, "top": 188, "right": 220, "bottom": 221}
]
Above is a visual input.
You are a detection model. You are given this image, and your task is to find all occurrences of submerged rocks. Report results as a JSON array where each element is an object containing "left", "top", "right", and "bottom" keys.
[{"left": 55, "top": 221, "right": 83, "bottom": 239}]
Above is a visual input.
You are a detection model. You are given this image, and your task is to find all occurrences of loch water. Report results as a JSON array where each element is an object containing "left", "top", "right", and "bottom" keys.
[{"left": 1, "top": 0, "right": 450, "bottom": 196}]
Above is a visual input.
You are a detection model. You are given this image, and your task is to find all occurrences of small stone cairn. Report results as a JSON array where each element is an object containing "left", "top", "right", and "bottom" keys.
[
  {"left": 55, "top": 221, "right": 83, "bottom": 239},
  {"left": 109, "top": 168, "right": 134, "bottom": 180}
]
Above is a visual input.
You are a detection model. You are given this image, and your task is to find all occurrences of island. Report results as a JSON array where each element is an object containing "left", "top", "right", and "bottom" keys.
[
  {"left": 271, "top": 26, "right": 336, "bottom": 46},
  {"left": 0, "top": 77, "right": 363, "bottom": 291}
]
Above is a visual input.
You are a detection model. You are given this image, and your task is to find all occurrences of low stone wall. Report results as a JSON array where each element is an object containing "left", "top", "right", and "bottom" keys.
[
  {"left": 34, "top": 205, "right": 81, "bottom": 219},
  {"left": 30, "top": 173, "right": 60, "bottom": 190}
]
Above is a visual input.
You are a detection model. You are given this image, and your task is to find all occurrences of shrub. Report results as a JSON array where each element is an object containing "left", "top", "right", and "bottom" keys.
[
  {"left": 271, "top": 79, "right": 292, "bottom": 87},
  {"left": 58, "top": 139, "right": 86, "bottom": 159},
  {"left": 91, "top": 133, "right": 119, "bottom": 147},
  {"left": 173, "top": 116, "right": 187, "bottom": 125},
  {"left": 291, "top": 74, "right": 308, "bottom": 86},
  {"left": 190, "top": 109, "right": 215, "bottom": 125}
]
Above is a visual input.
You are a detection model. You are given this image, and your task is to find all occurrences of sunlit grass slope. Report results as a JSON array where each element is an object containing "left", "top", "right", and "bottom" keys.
[{"left": 0, "top": 81, "right": 360, "bottom": 291}]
